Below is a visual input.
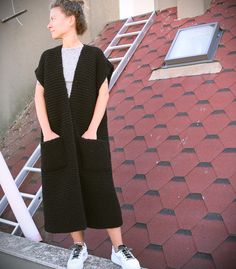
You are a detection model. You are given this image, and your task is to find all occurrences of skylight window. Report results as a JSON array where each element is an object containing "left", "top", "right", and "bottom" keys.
[{"left": 164, "top": 22, "right": 222, "bottom": 67}]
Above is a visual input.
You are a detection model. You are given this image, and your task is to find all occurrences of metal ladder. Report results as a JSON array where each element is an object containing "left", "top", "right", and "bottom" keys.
[
  {"left": 105, "top": 11, "right": 156, "bottom": 90},
  {"left": 0, "top": 145, "right": 42, "bottom": 236},
  {"left": 0, "top": 11, "right": 156, "bottom": 237}
]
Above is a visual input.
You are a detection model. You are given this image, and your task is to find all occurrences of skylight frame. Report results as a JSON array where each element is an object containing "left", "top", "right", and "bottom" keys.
[{"left": 164, "top": 22, "right": 221, "bottom": 67}]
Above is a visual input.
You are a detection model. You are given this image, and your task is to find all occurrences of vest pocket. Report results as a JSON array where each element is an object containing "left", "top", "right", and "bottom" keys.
[
  {"left": 40, "top": 136, "right": 67, "bottom": 172},
  {"left": 77, "top": 137, "right": 111, "bottom": 171}
]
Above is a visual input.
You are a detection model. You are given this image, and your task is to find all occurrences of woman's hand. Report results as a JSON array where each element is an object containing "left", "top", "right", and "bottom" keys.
[
  {"left": 81, "top": 129, "right": 97, "bottom": 140},
  {"left": 43, "top": 130, "right": 60, "bottom": 142}
]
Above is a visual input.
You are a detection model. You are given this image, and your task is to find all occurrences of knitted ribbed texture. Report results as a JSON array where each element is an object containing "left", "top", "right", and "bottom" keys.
[{"left": 35, "top": 44, "right": 123, "bottom": 233}]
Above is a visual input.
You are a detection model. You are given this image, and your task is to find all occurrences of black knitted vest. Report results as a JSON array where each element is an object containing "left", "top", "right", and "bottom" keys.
[{"left": 34, "top": 44, "right": 123, "bottom": 233}]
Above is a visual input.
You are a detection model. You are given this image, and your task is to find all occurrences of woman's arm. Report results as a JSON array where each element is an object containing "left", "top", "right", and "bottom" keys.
[
  {"left": 34, "top": 82, "right": 59, "bottom": 142},
  {"left": 82, "top": 78, "right": 109, "bottom": 139}
]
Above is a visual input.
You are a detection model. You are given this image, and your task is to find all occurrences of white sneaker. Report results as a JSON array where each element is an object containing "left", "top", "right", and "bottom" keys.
[
  {"left": 67, "top": 242, "right": 88, "bottom": 269},
  {"left": 111, "top": 244, "right": 141, "bottom": 269}
]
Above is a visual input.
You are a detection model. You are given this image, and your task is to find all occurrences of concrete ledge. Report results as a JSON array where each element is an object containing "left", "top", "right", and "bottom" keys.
[
  {"left": 0, "top": 231, "right": 147, "bottom": 269},
  {"left": 150, "top": 61, "right": 222, "bottom": 80}
]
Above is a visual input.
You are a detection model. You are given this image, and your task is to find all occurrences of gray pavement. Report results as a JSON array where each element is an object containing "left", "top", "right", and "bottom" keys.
[{"left": 0, "top": 231, "right": 147, "bottom": 269}]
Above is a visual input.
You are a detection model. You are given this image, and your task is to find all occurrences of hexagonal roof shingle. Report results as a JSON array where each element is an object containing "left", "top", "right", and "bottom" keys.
[{"left": 1, "top": 0, "right": 236, "bottom": 268}]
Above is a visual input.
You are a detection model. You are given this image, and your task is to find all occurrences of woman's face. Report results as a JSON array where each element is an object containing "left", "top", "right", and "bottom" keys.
[{"left": 47, "top": 7, "right": 74, "bottom": 39}]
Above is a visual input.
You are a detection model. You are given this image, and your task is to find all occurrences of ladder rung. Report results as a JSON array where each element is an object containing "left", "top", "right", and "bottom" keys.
[
  {"left": 126, "top": 19, "right": 149, "bottom": 26},
  {"left": 109, "top": 44, "right": 132, "bottom": 50},
  {"left": 109, "top": 57, "right": 124, "bottom": 63},
  {"left": 20, "top": 192, "right": 36, "bottom": 199},
  {"left": 24, "top": 167, "right": 41, "bottom": 173},
  {"left": 116, "top": 31, "right": 141, "bottom": 38},
  {"left": 107, "top": 11, "right": 156, "bottom": 89},
  {"left": 0, "top": 217, "right": 17, "bottom": 226}
]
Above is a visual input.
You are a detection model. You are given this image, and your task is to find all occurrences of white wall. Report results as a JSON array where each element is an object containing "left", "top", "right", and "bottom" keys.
[
  {"left": 119, "top": 0, "right": 154, "bottom": 19},
  {"left": 0, "top": 0, "right": 119, "bottom": 137}
]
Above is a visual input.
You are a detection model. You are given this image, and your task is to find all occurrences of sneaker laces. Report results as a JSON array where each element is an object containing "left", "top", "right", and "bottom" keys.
[
  {"left": 118, "top": 245, "right": 135, "bottom": 260},
  {"left": 70, "top": 243, "right": 84, "bottom": 259}
]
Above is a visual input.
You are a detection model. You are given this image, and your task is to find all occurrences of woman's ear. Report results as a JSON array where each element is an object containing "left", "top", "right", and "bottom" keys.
[{"left": 68, "top": 14, "right": 76, "bottom": 27}]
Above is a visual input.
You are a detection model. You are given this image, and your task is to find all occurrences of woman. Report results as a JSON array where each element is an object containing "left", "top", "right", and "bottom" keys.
[{"left": 34, "top": 1, "right": 140, "bottom": 269}]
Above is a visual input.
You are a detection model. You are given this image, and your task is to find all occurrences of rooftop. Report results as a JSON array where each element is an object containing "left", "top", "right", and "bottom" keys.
[{"left": 1, "top": 0, "right": 236, "bottom": 268}]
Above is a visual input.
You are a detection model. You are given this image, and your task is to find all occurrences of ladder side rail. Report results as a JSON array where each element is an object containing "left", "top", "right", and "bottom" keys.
[
  {"left": 27, "top": 186, "right": 42, "bottom": 215},
  {"left": 0, "top": 152, "right": 42, "bottom": 241},
  {"left": 13, "top": 186, "right": 42, "bottom": 236},
  {"left": 0, "top": 145, "right": 41, "bottom": 215},
  {"left": 109, "top": 11, "right": 156, "bottom": 90},
  {"left": 104, "top": 16, "right": 133, "bottom": 58}
]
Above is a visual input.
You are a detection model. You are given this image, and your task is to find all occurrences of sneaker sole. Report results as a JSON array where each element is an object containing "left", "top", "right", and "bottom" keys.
[
  {"left": 111, "top": 253, "right": 141, "bottom": 269},
  {"left": 111, "top": 253, "right": 122, "bottom": 266}
]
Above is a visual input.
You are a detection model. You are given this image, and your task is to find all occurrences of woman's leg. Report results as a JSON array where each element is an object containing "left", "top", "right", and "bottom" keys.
[
  {"left": 106, "top": 227, "right": 123, "bottom": 249},
  {"left": 67, "top": 230, "right": 88, "bottom": 269},
  {"left": 70, "top": 230, "right": 85, "bottom": 244},
  {"left": 70, "top": 228, "right": 122, "bottom": 246}
]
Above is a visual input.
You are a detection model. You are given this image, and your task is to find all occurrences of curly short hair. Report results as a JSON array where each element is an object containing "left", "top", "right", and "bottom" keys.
[{"left": 50, "top": 0, "right": 87, "bottom": 35}]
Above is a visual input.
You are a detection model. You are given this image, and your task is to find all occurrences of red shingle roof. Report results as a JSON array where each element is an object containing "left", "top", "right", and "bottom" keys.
[{"left": 1, "top": 0, "right": 236, "bottom": 268}]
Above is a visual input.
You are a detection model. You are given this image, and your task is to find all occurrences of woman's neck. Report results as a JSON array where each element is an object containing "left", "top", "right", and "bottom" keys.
[{"left": 62, "top": 34, "right": 83, "bottom": 48}]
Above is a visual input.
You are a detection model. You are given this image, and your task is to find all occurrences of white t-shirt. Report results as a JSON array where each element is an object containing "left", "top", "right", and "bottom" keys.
[{"left": 36, "top": 44, "right": 84, "bottom": 98}]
